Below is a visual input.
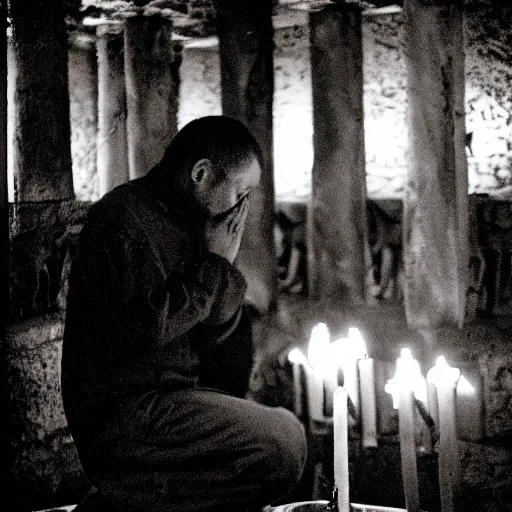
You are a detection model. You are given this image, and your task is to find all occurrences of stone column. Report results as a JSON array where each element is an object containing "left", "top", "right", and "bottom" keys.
[
  {"left": 217, "top": 0, "right": 276, "bottom": 313},
  {"left": 97, "top": 25, "right": 129, "bottom": 196},
  {"left": 69, "top": 35, "right": 99, "bottom": 201},
  {"left": 9, "top": 0, "right": 74, "bottom": 202},
  {"left": 124, "top": 16, "right": 178, "bottom": 180},
  {"left": 1, "top": 1, "right": 8, "bottom": 315},
  {"left": 308, "top": 5, "right": 367, "bottom": 304},
  {"left": 403, "top": 0, "right": 468, "bottom": 330},
  {"left": 1, "top": 0, "right": 10, "bottom": 490}
]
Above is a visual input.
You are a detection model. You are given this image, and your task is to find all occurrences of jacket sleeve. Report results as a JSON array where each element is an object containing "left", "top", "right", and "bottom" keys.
[{"left": 80, "top": 227, "right": 247, "bottom": 350}]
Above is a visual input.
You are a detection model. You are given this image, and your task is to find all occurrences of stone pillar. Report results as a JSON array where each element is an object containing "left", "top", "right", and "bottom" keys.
[
  {"left": 1, "top": 1, "right": 7, "bottom": 314},
  {"left": 97, "top": 26, "right": 129, "bottom": 196},
  {"left": 69, "top": 36, "right": 99, "bottom": 201},
  {"left": 1, "top": 0, "right": 10, "bottom": 493},
  {"left": 308, "top": 5, "right": 367, "bottom": 303},
  {"left": 403, "top": 0, "right": 468, "bottom": 330},
  {"left": 9, "top": 0, "right": 74, "bottom": 202},
  {"left": 124, "top": 16, "right": 178, "bottom": 180},
  {"left": 217, "top": 0, "right": 276, "bottom": 313}
]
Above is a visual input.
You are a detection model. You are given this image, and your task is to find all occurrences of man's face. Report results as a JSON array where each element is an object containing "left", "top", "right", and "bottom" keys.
[{"left": 196, "top": 156, "right": 261, "bottom": 218}]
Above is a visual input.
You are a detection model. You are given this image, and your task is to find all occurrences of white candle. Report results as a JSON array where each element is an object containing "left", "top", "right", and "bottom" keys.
[
  {"left": 288, "top": 348, "right": 306, "bottom": 419},
  {"left": 307, "top": 323, "right": 332, "bottom": 423},
  {"left": 427, "top": 356, "right": 461, "bottom": 512},
  {"left": 333, "top": 386, "right": 350, "bottom": 512},
  {"left": 386, "top": 348, "right": 421, "bottom": 512},
  {"left": 332, "top": 328, "right": 367, "bottom": 421},
  {"left": 349, "top": 328, "right": 378, "bottom": 448},
  {"left": 358, "top": 355, "right": 378, "bottom": 448},
  {"left": 398, "top": 386, "right": 420, "bottom": 512},
  {"left": 427, "top": 381, "right": 439, "bottom": 427},
  {"left": 423, "top": 380, "right": 439, "bottom": 455}
]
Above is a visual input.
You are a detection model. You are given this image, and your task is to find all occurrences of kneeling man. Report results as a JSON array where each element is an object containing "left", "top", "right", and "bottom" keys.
[{"left": 62, "top": 116, "right": 307, "bottom": 512}]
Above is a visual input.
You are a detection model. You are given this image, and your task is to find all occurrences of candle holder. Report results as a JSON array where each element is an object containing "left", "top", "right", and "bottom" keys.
[{"left": 271, "top": 499, "right": 410, "bottom": 512}]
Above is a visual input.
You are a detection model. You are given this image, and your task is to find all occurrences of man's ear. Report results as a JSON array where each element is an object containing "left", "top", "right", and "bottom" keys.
[{"left": 191, "top": 158, "right": 213, "bottom": 185}]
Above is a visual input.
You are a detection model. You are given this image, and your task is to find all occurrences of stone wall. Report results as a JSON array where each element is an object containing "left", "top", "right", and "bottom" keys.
[
  {"left": 180, "top": 12, "right": 512, "bottom": 200},
  {"left": 178, "top": 45, "right": 221, "bottom": 126},
  {"left": 6, "top": 200, "right": 91, "bottom": 509},
  {"left": 5, "top": 313, "right": 88, "bottom": 511},
  {"left": 13, "top": 10, "right": 511, "bottom": 203},
  {"left": 68, "top": 44, "right": 99, "bottom": 202}
]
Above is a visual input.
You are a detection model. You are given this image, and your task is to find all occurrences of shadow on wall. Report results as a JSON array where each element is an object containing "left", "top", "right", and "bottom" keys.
[
  {"left": 275, "top": 199, "right": 403, "bottom": 303},
  {"left": 275, "top": 196, "right": 512, "bottom": 320},
  {"left": 8, "top": 201, "right": 91, "bottom": 323},
  {"left": 7, "top": 195, "right": 512, "bottom": 323}
]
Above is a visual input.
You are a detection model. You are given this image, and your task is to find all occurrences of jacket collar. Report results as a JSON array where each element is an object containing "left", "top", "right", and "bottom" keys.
[{"left": 136, "top": 164, "right": 206, "bottom": 227}]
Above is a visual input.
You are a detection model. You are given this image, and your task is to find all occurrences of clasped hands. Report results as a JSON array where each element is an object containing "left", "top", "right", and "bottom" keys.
[{"left": 203, "top": 195, "right": 249, "bottom": 264}]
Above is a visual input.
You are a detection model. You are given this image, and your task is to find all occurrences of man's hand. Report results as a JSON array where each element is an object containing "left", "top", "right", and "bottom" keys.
[{"left": 204, "top": 195, "right": 249, "bottom": 263}]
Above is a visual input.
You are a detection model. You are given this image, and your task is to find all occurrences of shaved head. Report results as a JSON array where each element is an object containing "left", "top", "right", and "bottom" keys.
[
  {"left": 161, "top": 116, "right": 263, "bottom": 181},
  {"left": 151, "top": 116, "right": 262, "bottom": 218}
]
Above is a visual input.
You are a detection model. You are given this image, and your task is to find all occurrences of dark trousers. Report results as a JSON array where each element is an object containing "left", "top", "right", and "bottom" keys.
[{"left": 80, "top": 388, "right": 307, "bottom": 512}]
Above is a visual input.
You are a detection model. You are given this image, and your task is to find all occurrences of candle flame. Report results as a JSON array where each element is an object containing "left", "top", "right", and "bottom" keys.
[
  {"left": 348, "top": 327, "right": 368, "bottom": 359},
  {"left": 288, "top": 347, "right": 308, "bottom": 366},
  {"left": 400, "top": 347, "right": 413, "bottom": 359},
  {"left": 307, "top": 323, "right": 331, "bottom": 371},
  {"left": 457, "top": 374, "right": 475, "bottom": 396},
  {"left": 332, "top": 330, "right": 367, "bottom": 362},
  {"left": 427, "top": 356, "right": 461, "bottom": 386},
  {"left": 385, "top": 347, "right": 427, "bottom": 406}
]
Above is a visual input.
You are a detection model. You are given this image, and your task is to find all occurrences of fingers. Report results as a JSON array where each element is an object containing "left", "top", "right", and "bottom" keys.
[
  {"left": 202, "top": 196, "right": 250, "bottom": 262},
  {"left": 225, "top": 195, "right": 249, "bottom": 236}
]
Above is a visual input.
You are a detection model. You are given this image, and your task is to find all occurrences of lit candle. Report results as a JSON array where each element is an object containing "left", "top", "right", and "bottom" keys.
[
  {"left": 332, "top": 328, "right": 366, "bottom": 420},
  {"left": 456, "top": 370, "right": 482, "bottom": 442},
  {"left": 333, "top": 386, "right": 350, "bottom": 512},
  {"left": 427, "top": 380, "right": 439, "bottom": 427},
  {"left": 358, "top": 356, "right": 378, "bottom": 448},
  {"left": 307, "top": 323, "right": 332, "bottom": 422},
  {"left": 351, "top": 328, "right": 378, "bottom": 448},
  {"left": 288, "top": 348, "right": 307, "bottom": 419},
  {"left": 427, "top": 356, "right": 461, "bottom": 512},
  {"left": 385, "top": 348, "right": 421, "bottom": 512},
  {"left": 425, "top": 380, "right": 439, "bottom": 455}
]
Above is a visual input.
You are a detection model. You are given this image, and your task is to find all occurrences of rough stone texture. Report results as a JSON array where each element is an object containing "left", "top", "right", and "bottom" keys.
[
  {"left": 8, "top": 200, "right": 90, "bottom": 322},
  {"left": 178, "top": 46, "right": 221, "bottom": 128},
  {"left": 365, "top": 9, "right": 512, "bottom": 200},
  {"left": 9, "top": 0, "right": 75, "bottom": 202},
  {"left": 174, "top": 11, "right": 512, "bottom": 201},
  {"left": 465, "top": 6, "right": 512, "bottom": 196},
  {"left": 217, "top": 0, "right": 277, "bottom": 313},
  {"left": 96, "top": 29, "right": 130, "bottom": 197},
  {"left": 1, "top": 1, "right": 8, "bottom": 325},
  {"left": 124, "top": 17, "right": 180, "bottom": 179},
  {"left": 69, "top": 45, "right": 99, "bottom": 202},
  {"left": 5, "top": 199, "right": 91, "bottom": 509},
  {"left": 309, "top": 5, "right": 367, "bottom": 304},
  {"left": 78, "top": 0, "right": 216, "bottom": 38},
  {"left": 4, "top": 313, "right": 88, "bottom": 510},
  {"left": 402, "top": 0, "right": 468, "bottom": 330},
  {"left": 273, "top": 23, "right": 312, "bottom": 200},
  {"left": 363, "top": 14, "right": 407, "bottom": 199}
]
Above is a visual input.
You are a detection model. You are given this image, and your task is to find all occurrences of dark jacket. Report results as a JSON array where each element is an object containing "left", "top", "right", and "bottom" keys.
[{"left": 61, "top": 172, "right": 247, "bottom": 448}]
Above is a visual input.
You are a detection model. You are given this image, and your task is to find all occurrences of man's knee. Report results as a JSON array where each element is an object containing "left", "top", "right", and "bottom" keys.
[{"left": 260, "top": 407, "right": 307, "bottom": 490}]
